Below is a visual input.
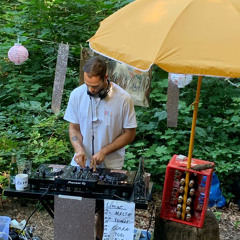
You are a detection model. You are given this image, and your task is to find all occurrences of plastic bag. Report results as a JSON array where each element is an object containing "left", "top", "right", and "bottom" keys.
[{"left": 209, "top": 172, "right": 226, "bottom": 207}]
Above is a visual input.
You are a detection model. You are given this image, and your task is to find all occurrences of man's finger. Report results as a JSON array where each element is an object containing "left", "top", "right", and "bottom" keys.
[
  {"left": 74, "top": 156, "right": 80, "bottom": 166},
  {"left": 83, "top": 156, "right": 87, "bottom": 168},
  {"left": 79, "top": 157, "right": 86, "bottom": 168},
  {"left": 90, "top": 158, "right": 93, "bottom": 168},
  {"left": 91, "top": 158, "right": 96, "bottom": 172}
]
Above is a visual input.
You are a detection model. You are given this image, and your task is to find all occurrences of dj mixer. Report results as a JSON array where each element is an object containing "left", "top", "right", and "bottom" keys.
[{"left": 29, "top": 164, "right": 137, "bottom": 199}]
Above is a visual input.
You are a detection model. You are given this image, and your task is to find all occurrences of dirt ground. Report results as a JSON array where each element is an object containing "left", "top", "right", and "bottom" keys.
[{"left": 0, "top": 194, "right": 239, "bottom": 240}]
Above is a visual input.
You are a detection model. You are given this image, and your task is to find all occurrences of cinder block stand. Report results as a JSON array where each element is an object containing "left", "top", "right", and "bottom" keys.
[{"left": 54, "top": 196, "right": 96, "bottom": 240}]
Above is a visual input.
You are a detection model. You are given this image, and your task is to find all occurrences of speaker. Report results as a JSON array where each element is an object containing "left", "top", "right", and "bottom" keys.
[{"left": 87, "top": 80, "right": 110, "bottom": 99}]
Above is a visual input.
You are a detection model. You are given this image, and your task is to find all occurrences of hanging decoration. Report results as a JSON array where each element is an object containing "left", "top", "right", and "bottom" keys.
[{"left": 8, "top": 36, "right": 29, "bottom": 65}]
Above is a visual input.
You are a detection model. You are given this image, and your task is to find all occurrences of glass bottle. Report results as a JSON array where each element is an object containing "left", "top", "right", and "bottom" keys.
[
  {"left": 134, "top": 157, "right": 146, "bottom": 201},
  {"left": 10, "top": 154, "right": 18, "bottom": 189}
]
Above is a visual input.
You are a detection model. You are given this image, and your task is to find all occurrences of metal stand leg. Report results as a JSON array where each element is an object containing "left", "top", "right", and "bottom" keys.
[{"left": 40, "top": 198, "right": 54, "bottom": 218}]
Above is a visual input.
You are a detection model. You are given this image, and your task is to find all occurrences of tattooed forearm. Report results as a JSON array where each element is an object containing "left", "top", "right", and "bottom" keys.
[{"left": 72, "top": 136, "right": 78, "bottom": 141}]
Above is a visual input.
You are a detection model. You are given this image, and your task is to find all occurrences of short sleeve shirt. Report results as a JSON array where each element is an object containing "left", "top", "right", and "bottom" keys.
[{"left": 64, "top": 82, "right": 137, "bottom": 169}]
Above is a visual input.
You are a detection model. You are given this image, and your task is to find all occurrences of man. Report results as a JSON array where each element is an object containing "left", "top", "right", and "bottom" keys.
[{"left": 64, "top": 56, "right": 137, "bottom": 239}]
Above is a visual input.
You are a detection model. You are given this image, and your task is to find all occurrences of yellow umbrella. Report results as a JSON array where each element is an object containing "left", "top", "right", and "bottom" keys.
[
  {"left": 88, "top": 0, "right": 240, "bottom": 220},
  {"left": 89, "top": 0, "right": 240, "bottom": 78}
]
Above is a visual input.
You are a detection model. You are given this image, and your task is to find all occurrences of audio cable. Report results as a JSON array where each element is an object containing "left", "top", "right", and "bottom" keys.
[{"left": 19, "top": 184, "right": 53, "bottom": 235}]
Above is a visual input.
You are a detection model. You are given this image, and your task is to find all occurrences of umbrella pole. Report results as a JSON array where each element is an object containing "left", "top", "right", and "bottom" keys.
[{"left": 181, "top": 75, "right": 203, "bottom": 220}]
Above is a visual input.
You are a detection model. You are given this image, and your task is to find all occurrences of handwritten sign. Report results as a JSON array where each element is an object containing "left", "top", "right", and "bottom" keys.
[{"left": 103, "top": 200, "right": 135, "bottom": 240}]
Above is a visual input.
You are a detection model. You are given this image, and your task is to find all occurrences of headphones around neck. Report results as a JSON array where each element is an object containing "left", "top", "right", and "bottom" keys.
[{"left": 87, "top": 79, "right": 110, "bottom": 100}]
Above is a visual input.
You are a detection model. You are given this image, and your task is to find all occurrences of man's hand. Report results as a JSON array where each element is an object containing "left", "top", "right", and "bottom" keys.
[
  {"left": 69, "top": 123, "right": 86, "bottom": 168},
  {"left": 74, "top": 151, "right": 87, "bottom": 168},
  {"left": 90, "top": 128, "right": 136, "bottom": 171},
  {"left": 90, "top": 150, "right": 106, "bottom": 172}
]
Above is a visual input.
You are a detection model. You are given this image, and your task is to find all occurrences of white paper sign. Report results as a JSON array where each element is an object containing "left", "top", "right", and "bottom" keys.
[
  {"left": 103, "top": 200, "right": 135, "bottom": 240},
  {"left": 169, "top": 73, "right": 193, "bottom": 88}
]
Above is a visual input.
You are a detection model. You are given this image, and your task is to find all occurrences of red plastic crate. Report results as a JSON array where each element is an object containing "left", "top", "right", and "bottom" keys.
[{"left": 160, "top": 154, "right": 214, "bottom": 228}]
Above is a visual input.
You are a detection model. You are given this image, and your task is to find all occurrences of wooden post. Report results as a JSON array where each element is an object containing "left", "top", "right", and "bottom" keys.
[
  {"left": 167, "top": 78, "right": 179, "bottom": 127},
  {"left": 51, "top": 43, "right": 69, "bottom": 114}
]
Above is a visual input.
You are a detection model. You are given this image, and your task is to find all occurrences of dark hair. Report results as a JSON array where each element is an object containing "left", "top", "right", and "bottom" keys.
[{"left": 83, "top": 56, "right": 106, "bottom": 80}]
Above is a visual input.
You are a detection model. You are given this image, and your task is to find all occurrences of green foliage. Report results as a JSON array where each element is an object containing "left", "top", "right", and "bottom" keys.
[
  {"left": 213, "top": 211, "right": 222, "bottom": 221},
  {"left": 124, "top": 67, "right": 240, "bottom": 194},
  {"left": 234, "top": 220, "right": 240, "bottom": 229},
  {"left": 0, "top": 103, "right": 72, "bottom": 167},
  {"left": 0, "top": 0, "right": 134, "bottom": 186},
  {"left": 0, "top": 0, "right": 240, "bottom": 201},
  {"left": 0, "top": 173, "right": 9, "bottom": 189}
]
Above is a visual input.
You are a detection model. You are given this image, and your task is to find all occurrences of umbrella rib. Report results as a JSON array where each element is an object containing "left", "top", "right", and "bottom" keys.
[
  {"left": 227, "top": 0, "right": 240, "bottom": 14},
  {"left": 154, "top": 0, "right": 196, "bottom": 63}
]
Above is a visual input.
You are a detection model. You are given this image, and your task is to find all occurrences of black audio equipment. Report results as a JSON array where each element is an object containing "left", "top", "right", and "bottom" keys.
[{"left": 29, "top": 164, "right": 136, "bottom": 199}]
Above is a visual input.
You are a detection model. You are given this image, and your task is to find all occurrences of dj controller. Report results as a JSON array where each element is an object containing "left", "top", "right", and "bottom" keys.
[{"left": 29, "top": 164, "right": 137, "bottom": 199}]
